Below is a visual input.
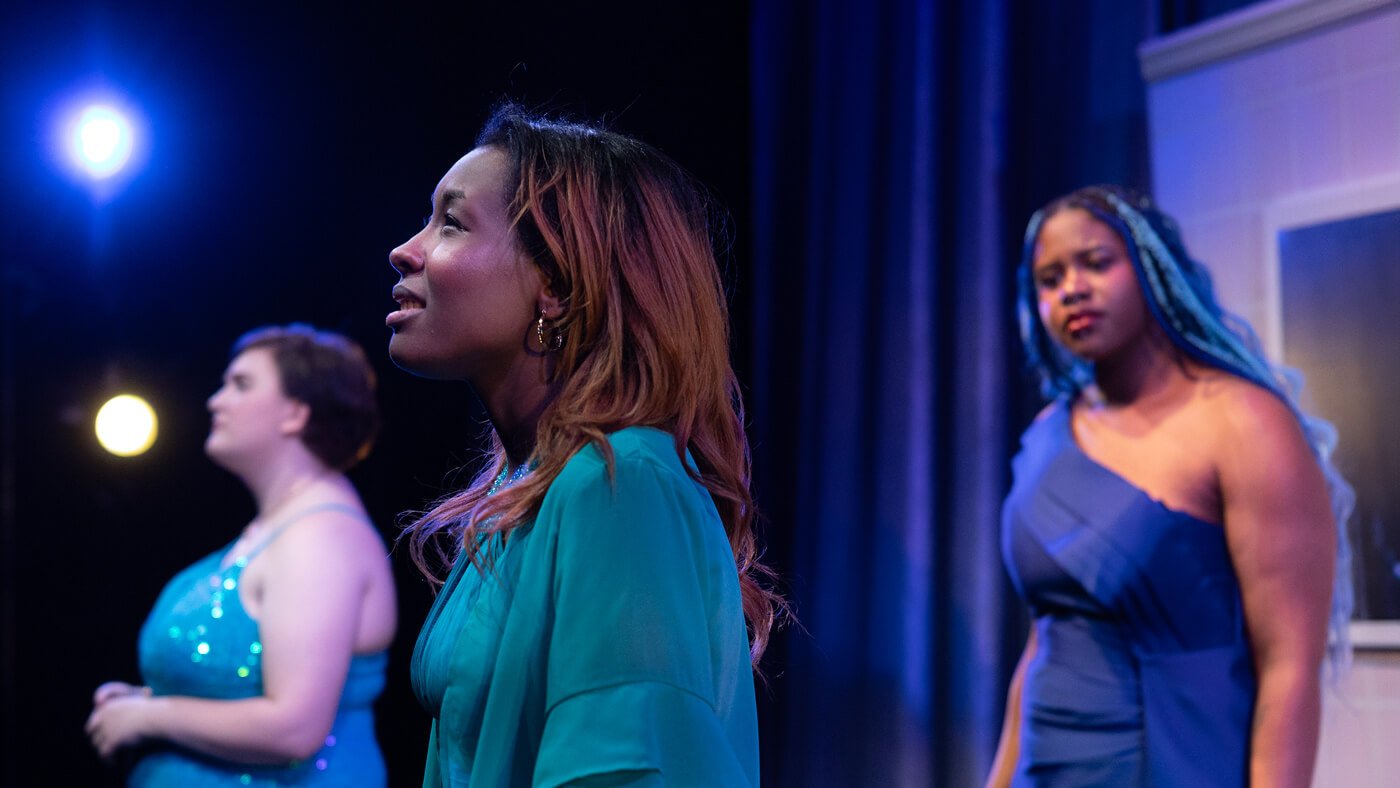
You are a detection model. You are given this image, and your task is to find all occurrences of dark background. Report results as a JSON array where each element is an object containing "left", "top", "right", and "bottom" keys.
[{"left": 1, "top": 1, "right": 1259, "bottom": 785}]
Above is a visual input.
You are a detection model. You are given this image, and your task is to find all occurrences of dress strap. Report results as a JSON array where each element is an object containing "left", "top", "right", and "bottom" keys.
[{"left": 235, "top": 502, "right": 370, "bottom": 566}]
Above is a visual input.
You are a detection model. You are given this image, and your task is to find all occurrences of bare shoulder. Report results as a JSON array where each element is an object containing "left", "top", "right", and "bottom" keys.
[
  {"left": 1195, "top": 373, "right": 1302, "bottom": 448},
  {"left": 266, "top": 504, "right": 387, "bottom": 568},
  {"left": 1192, "top": 374, "right": 1323, "bottom": 497}
]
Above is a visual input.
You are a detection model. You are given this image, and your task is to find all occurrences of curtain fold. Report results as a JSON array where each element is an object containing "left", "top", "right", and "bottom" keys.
[{"left": 750, "top": 1, "right": 1015, "bottom": 784}]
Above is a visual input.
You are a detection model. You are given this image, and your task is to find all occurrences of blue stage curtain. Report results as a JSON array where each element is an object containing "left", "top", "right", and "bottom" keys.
[
  {"left": 750, "top": 2, "right": 1017, "bottom": 784},
  {"left": 746, "top": 0, "right": 1258, "bottom": 784}
]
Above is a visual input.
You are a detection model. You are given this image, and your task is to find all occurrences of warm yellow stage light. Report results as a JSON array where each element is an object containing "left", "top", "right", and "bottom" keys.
[{"left": 95, "top": 394, "right": 158, "bottom": 457}]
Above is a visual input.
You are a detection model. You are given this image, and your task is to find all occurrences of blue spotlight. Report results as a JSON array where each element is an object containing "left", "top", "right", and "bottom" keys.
[{"left": 70, "top": 104, "right": 134, "bottom": 179}]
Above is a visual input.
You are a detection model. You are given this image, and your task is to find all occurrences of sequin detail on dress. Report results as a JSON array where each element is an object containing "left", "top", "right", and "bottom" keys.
[{"left": 131, "top": 503, "right": 388, "bottom": 786}]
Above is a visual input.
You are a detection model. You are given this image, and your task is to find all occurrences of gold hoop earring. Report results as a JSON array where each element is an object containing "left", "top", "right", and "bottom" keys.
[{"left": 536, "top": 313, "right": 564, "bottom": 353}]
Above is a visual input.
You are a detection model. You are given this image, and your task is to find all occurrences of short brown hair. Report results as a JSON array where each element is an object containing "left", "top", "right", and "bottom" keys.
[{"left": 232, "top": 324, "right": 378, "bottom": 471}]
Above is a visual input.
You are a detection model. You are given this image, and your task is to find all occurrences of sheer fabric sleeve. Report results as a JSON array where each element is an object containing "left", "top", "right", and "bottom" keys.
[{"left": 532, "top": 452, "right": 754, "bottom": 788}]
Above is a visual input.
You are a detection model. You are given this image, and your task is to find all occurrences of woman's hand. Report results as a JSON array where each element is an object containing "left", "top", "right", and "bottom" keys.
[
  {"left": 86, "top": 688, "right": 155, "bottom": 758},
  {"left": 92, "top": 681, "right": 150, "bottom": 707},
  {"left": 79, "top": 508, "right": 389, "bottom": 765}
]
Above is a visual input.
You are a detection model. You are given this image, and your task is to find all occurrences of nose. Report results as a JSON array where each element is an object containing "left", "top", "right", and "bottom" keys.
[
  {"left": 389, "top": 230, "right": 425, "bottom": 276},
  {"left": 1059, "top": 267, "right": 1089, "bottom": 305},
  {"left": 207, "top": 387, "right": 224, "bottom": 412}
]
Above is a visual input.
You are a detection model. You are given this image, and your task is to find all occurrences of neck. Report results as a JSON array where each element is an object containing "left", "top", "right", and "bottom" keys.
[
  {"left": 1091, "top": 329, "right": 1183, "bottom": 406},
  {"left": 237, "top": 445, "right": 331, "bottom": 518},
  {"left": 472, "top": 354, "right": 558, "bottom": 469}
]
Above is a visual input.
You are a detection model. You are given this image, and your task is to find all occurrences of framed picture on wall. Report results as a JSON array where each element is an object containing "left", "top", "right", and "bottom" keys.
[{"left": 1265, "top": 176, "right": 1400, "bottom": 644}]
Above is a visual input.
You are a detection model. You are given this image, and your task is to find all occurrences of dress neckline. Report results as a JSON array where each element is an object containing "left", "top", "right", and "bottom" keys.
[
  {"left": 219, "top": 501, "right": 368, "bottom": 571},
  {"left": 1054, "top": 401, "right": 1223, "bottom": 529}
]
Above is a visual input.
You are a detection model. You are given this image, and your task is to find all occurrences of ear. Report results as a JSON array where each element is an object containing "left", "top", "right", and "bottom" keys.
[
  {"left": 280, "top": 400, "right": 311, "bottom": 438},
  {"left": 535, "top": 271, "right": 566, "bottom": 320}
]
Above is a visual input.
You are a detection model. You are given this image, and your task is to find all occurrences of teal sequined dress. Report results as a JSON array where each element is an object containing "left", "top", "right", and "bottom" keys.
[{"left": 131, "top": 507, "right": 388, "bottom": 787}]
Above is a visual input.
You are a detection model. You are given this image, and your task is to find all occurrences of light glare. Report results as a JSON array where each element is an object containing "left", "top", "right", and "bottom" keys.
[
  {"left": 95, "top": 394, "right": 158, "bottom": 457},
  {"left": 71, "top": 105, "right": 133, "bottom": 178}
]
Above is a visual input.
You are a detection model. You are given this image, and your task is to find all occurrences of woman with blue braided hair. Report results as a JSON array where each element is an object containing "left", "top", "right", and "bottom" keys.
[{"left": 986, "top": 186, "right": 1352, "bottom": 787}]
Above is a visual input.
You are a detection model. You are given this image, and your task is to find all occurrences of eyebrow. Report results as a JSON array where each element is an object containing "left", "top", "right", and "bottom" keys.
[
  {"left": 1034, "top": 244, "right": 1112, "bottom": 269},
  {"left": 441, "top": 189, "right": 465, "bottom": 207}
]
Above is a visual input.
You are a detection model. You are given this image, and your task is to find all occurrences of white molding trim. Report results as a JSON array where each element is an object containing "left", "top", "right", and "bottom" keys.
[
  {"left": 1259, "top": 174, "right": 1400, "bottom": 360},
  {"left": 1352, "top": 620, "right": 1400, "bottom": 650},
  {"left": 1138, "top": 0, "right": 1400, "bottom": 83}
]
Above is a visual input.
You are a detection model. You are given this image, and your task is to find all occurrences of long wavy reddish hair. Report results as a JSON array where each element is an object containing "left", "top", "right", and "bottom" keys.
[{"left": 401, "top": 104, "right": 783, "bottom": 668}]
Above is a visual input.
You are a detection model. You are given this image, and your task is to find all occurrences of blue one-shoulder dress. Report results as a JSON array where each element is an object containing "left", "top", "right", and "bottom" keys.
[
  {"left": 130, "top": 505, "right": 388, "bottom": 787},
  {"left": 1001, "top": 402, "right": 1256, "bottom": 787}
]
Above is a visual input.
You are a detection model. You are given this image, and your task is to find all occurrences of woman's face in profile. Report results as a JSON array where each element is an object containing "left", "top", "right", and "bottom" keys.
[
  {"left": 205, "top": 347, "right": 304, "bottom": 465},
  {"left": 1031, "top": 208, "right": 1150, "bottom": 364},
  {"left": 386, "top": 147, "right": 545, "bottom": 382}
]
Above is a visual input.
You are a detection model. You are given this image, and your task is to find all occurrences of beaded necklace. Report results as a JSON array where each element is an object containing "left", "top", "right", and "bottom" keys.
[{"left": 487, "top": 461, "right": 534, "bottom": 497}]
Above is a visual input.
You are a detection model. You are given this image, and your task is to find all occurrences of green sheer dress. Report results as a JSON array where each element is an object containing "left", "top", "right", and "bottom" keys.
[{"left": 411, "top": 428, "right": 759, "bottom": 787}]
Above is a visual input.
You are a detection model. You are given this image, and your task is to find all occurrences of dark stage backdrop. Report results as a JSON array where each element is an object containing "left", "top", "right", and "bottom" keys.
[
  {"left": 0, "top": 3, "right": 749, "bottom": 786},
  {"left": 750, "top": 1, "right": 1020, "bottom": 783}
]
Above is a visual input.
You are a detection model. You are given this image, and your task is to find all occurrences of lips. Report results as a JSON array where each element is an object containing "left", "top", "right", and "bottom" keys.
[
  {"left": 1064, "top": 311, "right": 1101, "bottom": 335},
  {"left": 388, "top": 284, "right": 425, "bottom": 327}
]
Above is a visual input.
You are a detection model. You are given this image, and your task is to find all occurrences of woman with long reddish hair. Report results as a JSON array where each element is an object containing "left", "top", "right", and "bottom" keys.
[{"left": 386, "top": 104, "right": 778, "bottom": 786}]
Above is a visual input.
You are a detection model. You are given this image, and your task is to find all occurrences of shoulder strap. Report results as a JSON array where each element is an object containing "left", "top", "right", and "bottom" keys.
[{"left": 239, "top": 502, "right": 370, "bottom": 563}]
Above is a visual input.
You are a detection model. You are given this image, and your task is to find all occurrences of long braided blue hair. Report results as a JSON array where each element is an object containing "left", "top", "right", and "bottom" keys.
[{"left": 1016, "top": 184, "right": 1355, "bottom": 672}]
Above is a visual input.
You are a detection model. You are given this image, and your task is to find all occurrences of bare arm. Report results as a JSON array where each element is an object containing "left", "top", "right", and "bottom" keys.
[
  {"left": 986, "top": 625, "right": 1036, "bottom": 788},
  {"left": 87, "top": 511, "right": 383, "bottom": 763},
  {"left": 1216, "top": 388, "right": 1334, "bottom": 788}
]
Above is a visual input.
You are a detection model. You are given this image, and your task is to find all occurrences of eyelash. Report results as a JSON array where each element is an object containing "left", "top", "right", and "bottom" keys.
[
  {"left": 419, "top": 212, "right": 466, "bottom": 233},
  {"left": 1036, "top": 256, "right": 1113, "bottom": 288}
]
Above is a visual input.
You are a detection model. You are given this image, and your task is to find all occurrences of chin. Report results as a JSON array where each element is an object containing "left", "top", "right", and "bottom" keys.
[
  {"left": 203, "top": 444, "right": 235, "bottom": 474},
  {"left": 387, "top": 342, "right": 430, "bottom": 377},
  {"left": 204, "top": 433, "right": 233, "bottom": 456},
  {"left": 1057, "top": 331, "right": 1116, "bottom": 362},
  {"left": 1064, "top": 340, "right": 1104, "bottom": 359},
  {"left": 388, "top": 339, "right": 461, "bottom": 380},
  {"left": 1068, "top": 347, "right": 1112, "bottom": 365},
  {"left": 1075, "top": 341, "right": 1135, "bottom": 366}
]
